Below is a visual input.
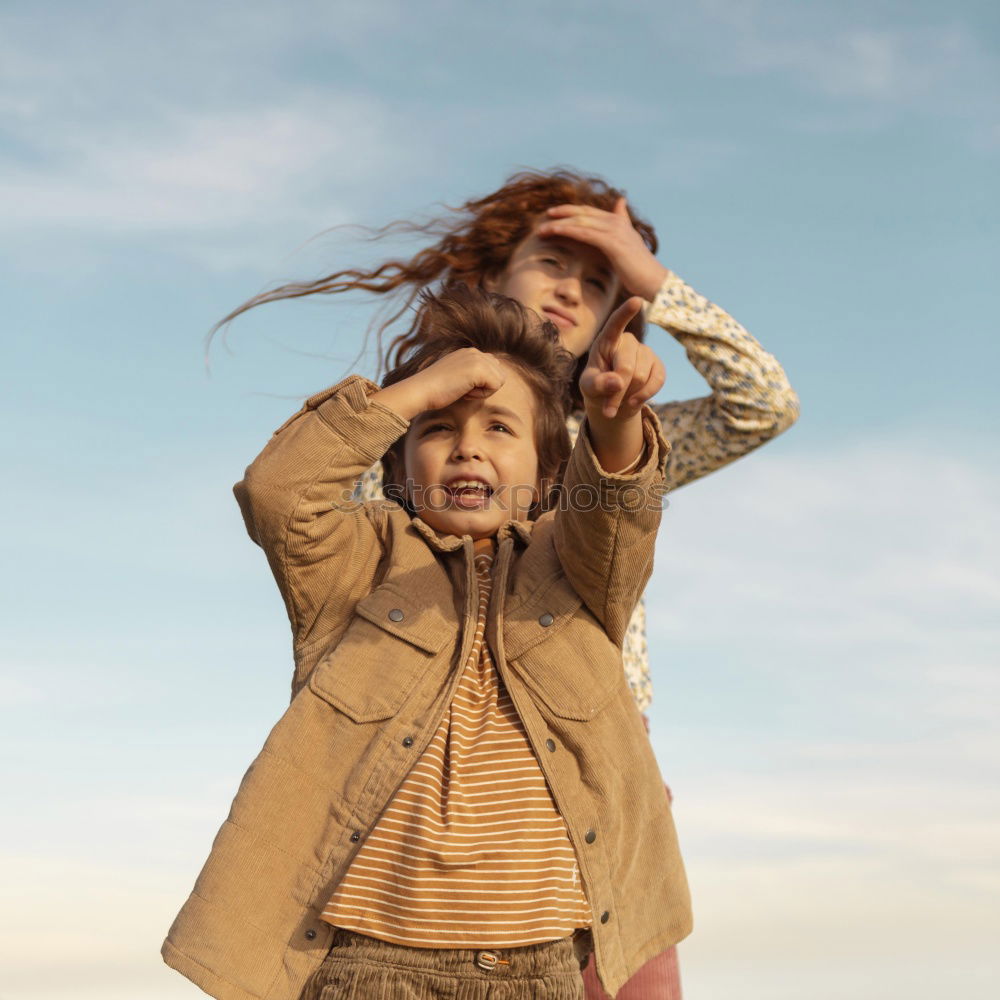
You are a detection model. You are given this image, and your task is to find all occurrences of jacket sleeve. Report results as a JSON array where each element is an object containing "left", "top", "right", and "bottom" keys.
[
  {"left": 644, "top": 271, "right": 800, "bottom": 490},
  {"left": 233, "top": 374, "right": 410, "bottom": 648},
  {"left": 553, "top": 407, "right": 670, "bottom": 648}
]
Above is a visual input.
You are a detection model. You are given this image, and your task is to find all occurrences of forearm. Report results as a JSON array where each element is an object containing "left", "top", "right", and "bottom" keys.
[
  {"left": 644, "top": 270, "right": 800, "bottom": 489},
  {"left": 646, "top": 269, "right": 799, "bottom": 429},
  {"left": 236, "top": 376, "right": 407, "bottom": 551},
  {"left": 555, "top": 408, "right": 669, "bottom": 645},
  {"left": 583, "top": 408, "right": 646, "bottom": 473},
  {"left": 234, "top": 375, "right": 408, "bottom": 645}
]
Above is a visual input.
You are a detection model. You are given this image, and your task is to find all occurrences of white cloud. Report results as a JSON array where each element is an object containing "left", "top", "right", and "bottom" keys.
[
  {"left": 0, "top": 95, "right": 401, "bottom": 231},
  {"left": 689, "top": 0, "right": 998, "bottom": 122},
  {"left": 641, "top": 435, "right": 1000, "bottom": 997},
  {"left": 0, "top": 0, "right": 416, "bottom": 261},
  {"left": 0, "top": 675, "right": 44, "bottom": 707},
  {"left": 0, "top": 850, "right": 215, "bottom": 999},
  {"left": 649, "top": 436, "right": 1000, "bottom": 647}
]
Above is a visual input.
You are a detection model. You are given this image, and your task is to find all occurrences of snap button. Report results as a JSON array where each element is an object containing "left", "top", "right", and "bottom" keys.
[
  {"left": 545, "top": 738, "right": 556, "bottom": 752},
  {"left": 538, "top": 612, "right": 554, "bottom": 627},
  {"left": 388, "top": 608, "right": 405, "bottom": 622},
  {"left": 585, "top": 829, "right": 597, "bottom": 844},
  {"left": 600, "top": 911, "right": 610, "bottom": 924},
  {"left": 350, "top": 831, "right": 361, "bottom": 843},
  {"left": 476, "top": 951, "right": 499, "bottom": 971},
  {"left": 305, "top": 928, "right": 317, "bottom": 940},
  {"left": 402, "top": 735, "right": 414, "bottom": 748}
]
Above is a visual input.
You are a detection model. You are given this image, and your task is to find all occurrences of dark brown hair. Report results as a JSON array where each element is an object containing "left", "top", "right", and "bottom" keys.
[
  {"left": 209, "top": 168, "right": 657, "bottom": 387},
  {"left": 379, "top": 283, "right": 575, "bottom": 519}
]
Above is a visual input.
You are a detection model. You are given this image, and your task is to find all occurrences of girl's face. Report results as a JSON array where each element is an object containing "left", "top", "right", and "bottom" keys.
[
  {"left": 402, "top": 361, "right": 541, "bottom": 540},
  {"left": 485, "top": 220, "right": 621, "bottom": 358}
]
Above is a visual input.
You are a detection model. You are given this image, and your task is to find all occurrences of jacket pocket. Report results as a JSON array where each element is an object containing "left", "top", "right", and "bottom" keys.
[
  {"left": 503, "top": 573, "right": 620, "bottom": 722},
  {"left": 308, "top": 582, "right": 455, "bottom": 723}
]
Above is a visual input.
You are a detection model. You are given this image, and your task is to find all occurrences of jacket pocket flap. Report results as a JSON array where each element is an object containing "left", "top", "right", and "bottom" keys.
[
  {"left": 352, "top": 584, "right": 452, "bottom": 655},
  {"left": 503, "top": 574, "right": 618, "bottom": 721},
  {"left": 307, "top": 584, "right": 454, "bottom": 723},
  {"left": 503, "top": 574, "right": 583, "bottom": 661}
]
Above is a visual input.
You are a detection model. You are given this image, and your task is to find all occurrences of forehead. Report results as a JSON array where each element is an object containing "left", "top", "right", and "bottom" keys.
[{"left": 515, "top": 222, "right": 615, "bottom": 280}]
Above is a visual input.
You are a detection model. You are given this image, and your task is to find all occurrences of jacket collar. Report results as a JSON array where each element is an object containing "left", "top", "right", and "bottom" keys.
[{"left": 410, "top": 516, "right": 534, "bottom": 553}]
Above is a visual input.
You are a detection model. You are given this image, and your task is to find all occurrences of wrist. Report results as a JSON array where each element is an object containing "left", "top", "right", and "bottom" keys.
[
  {"left": 370, "top": 382, "right": 422, "bottom": 421},
  {"left": 631, "top": 262, "right": 670, "bottom": 302},
  {"left": 584, "top": 407, "right": 645, "bottom": 473}
]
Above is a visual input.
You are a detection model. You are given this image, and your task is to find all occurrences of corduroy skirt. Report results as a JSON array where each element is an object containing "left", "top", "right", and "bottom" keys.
[{"left": 300, "top": 927, "right": 592, "bottom": 1000}]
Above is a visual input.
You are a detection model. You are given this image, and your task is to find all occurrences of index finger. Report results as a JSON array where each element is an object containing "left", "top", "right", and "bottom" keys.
[
  {"left": 591, "top": 297, "right": 644, "bottom": 357},
  {"left": 546, "top": 203, "right": 613, "bottom": 221}
]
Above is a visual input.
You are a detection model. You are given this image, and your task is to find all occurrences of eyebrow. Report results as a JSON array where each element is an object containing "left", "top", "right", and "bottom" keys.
[
  {"left": 415, "top": 403, "right": 526, "bottom": 426},
  {"left": 484, "top": 405, "right": 525, "bottom": 425},
  {"left": 536, "top": 236, "right": 614, "bottom": 281}
]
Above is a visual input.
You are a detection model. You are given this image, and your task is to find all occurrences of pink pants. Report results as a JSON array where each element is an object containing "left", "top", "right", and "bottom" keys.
[{"left": 581, "top": 945, "right": 682, "bottom": 1000}]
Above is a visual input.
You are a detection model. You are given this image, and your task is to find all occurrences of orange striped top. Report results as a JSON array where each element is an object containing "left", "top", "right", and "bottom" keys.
[{"left": 320, "top": 537, "right": 593, "bottom": 946}]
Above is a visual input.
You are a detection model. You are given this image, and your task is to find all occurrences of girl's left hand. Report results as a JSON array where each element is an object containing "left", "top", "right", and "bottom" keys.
[{"left": 536, "top": 197, "right": 669, "bottom": 301}]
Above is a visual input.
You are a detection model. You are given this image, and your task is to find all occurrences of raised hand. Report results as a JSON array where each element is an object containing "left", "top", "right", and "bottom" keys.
[
  {"left": 580, "top": 298, "right": 666, "bottom": 421},
  {"left": 372, "top": 348, "right": 509, "bottom": 421},
  {"left": 537, "top": 197, "right": 669, "bottom": 301}
]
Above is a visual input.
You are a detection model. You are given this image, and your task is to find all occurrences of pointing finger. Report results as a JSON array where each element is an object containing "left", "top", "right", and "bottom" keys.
[
  {"left": 592, "top": 297, "right": 644, "bottom": 358},
  {"left": 602, "top": 336, "right": 638, "bottom": 418}
]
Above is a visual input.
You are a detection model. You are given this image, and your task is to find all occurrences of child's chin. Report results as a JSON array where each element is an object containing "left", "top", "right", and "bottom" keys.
[{"left": 423, "top": 511, "right": 502, "bottom": 538}]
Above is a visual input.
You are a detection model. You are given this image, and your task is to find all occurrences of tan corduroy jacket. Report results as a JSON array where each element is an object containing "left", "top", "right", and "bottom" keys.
[{"left": 161, "top": 375, "right": 693, "bottom": 1000}]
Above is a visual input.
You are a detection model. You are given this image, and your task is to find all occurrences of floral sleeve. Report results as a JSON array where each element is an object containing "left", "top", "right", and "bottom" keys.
[
  {"left": 645, "top": 271, "right": 800, "bottom": 492},
  {"left": 354, "top": 461, "right": 385, "bottom": 503}
]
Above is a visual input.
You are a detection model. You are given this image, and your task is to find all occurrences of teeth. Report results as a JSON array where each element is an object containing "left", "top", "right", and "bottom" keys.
[{"left": 449, "top": 480, "right": 489, "bottom": 492}]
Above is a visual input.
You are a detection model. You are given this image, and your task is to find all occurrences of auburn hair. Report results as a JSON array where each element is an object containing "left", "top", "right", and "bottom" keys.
[
  {"left": 209, "top": 167, "right": 658, "bottom": 391},
  {"left": 379, "top": 283, "right": 575, "bottom": 519}
]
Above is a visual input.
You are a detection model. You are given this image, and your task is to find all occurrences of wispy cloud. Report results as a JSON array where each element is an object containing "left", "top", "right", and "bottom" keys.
[
  {"left": 649, "top": 436, "right": 999, "bottom": 648},
  {"left": 643, "top": 433, "right": 999, "bottom": 996},
  {"left": 688, "top": 0, "right": 999, "bottom": 129},
  {"left": 0, "top": 94, "right": 403, "bottom": 229},
  {"left": 0, "top": 0, "right": 413, "bottom": 261}
]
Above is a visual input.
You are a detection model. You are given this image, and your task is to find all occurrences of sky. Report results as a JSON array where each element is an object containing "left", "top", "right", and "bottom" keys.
[{"left": 1, "top": 1, "right": 998, "bottom": 998}]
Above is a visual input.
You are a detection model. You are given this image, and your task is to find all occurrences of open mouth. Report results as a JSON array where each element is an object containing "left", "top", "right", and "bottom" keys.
[{"left": 443, "top": 479, "right": 493, "bottom": 509}]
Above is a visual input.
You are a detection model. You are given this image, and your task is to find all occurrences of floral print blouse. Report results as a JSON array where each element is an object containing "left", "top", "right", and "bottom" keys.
[{"left": 355, "top": 270, "right": 800, "bottom": 712}]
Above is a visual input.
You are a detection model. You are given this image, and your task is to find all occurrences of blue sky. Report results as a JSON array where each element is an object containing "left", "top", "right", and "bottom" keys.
[{"left": 2, "top": 2, "right": 998, "bottom": 998}]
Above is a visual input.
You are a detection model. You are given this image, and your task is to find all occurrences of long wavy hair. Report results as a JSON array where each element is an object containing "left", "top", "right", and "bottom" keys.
[{"left": 209, "top": 168, "right": 658, "bottom": 392}]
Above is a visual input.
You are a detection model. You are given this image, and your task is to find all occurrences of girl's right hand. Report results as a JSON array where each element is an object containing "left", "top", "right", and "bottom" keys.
[{"left": 371, "top": 348, "right": 508, "bottom": 421}]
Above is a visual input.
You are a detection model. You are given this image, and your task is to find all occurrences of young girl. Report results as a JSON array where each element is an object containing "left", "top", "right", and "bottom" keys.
[
  {"left": 212, "top": 168, "right": 800, "bottom": 998},
  {"left": 162, "top": 285, "right": 688, "bottom": 999}
]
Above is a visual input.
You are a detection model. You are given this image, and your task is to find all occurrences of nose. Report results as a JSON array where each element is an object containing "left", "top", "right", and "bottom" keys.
[
  {"left": 451, "top": 428, "right": 484, "bottom": 462},
  {"left": 554, "top": 270, "right": 582, "bottom": 306}
]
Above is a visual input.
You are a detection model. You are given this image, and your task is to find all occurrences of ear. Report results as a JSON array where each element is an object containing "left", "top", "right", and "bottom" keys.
[{"left": 382, "top": 447, "right": 410, "bottom": 508}]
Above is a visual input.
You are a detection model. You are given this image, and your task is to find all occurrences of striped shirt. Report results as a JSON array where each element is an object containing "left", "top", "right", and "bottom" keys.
[{"left": 320, "top": 537, "right": 593, "bottom": 946}]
